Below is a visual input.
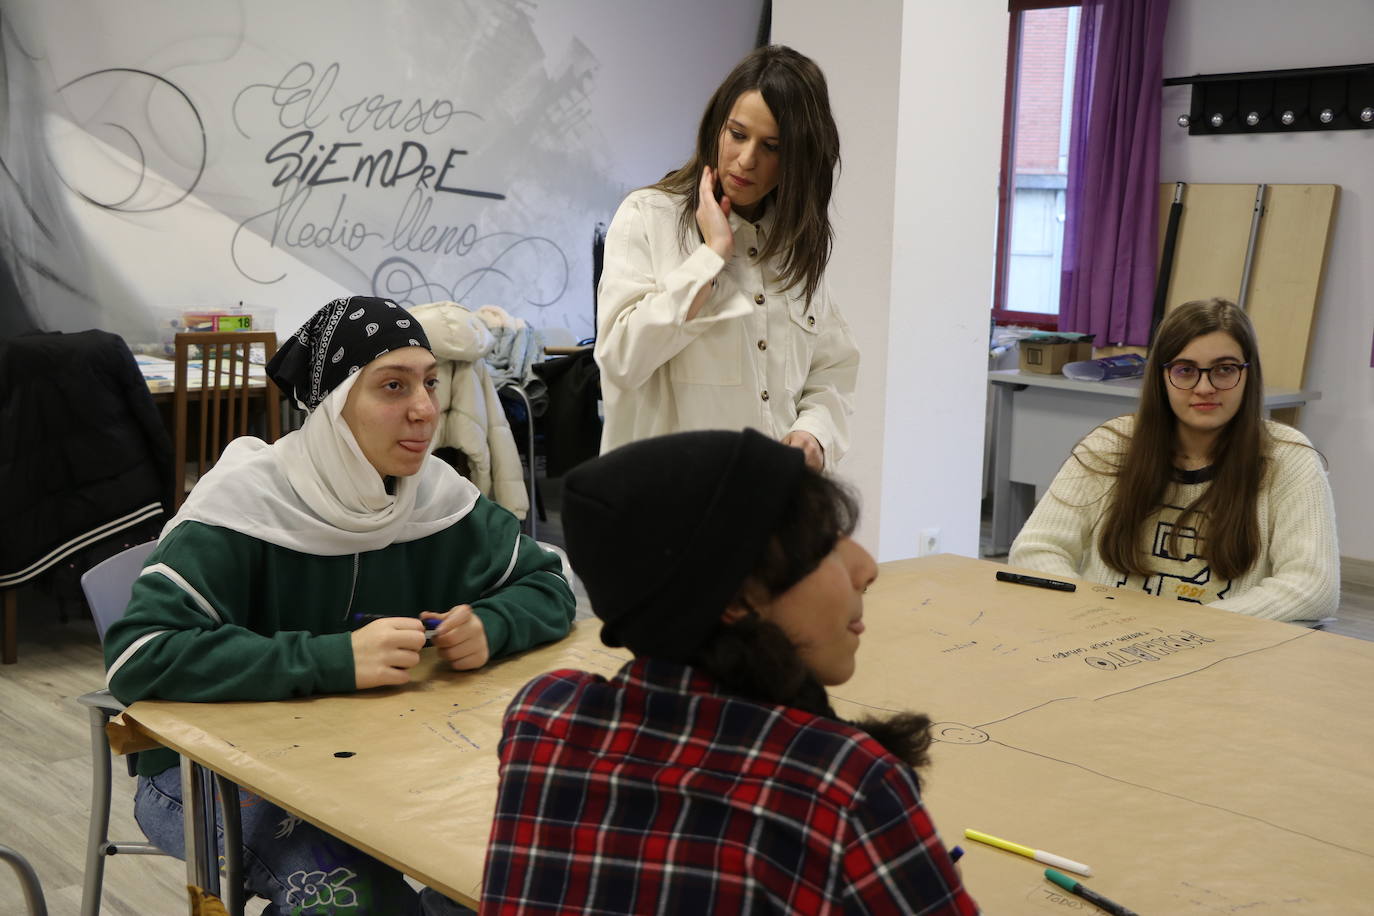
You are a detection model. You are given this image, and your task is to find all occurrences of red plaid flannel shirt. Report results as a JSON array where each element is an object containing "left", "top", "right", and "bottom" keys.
[{"left": 481, "top": 658, "right": 978, "bottom": 914}]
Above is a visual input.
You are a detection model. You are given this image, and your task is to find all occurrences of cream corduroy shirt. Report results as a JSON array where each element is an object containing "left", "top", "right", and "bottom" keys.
[
  {"left": 1010, "top": 417, "right": 1340, "bottom": 622},
  {"left": 594, "top": 188, "right": 858, "bottom": 467}
]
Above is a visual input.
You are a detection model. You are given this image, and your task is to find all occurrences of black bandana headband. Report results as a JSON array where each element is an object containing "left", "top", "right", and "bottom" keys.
[{"left": 267, "top": 296, "right": 431, "bottom": 411}]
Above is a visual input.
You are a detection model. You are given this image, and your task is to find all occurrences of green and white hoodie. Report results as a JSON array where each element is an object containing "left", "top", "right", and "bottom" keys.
[{"left": 105, "top": 488, "right": 574, "bottom": 778}]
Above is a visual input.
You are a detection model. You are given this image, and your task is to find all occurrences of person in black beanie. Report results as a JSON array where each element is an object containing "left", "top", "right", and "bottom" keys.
[{"left": 481, "top": 429, "right": 978, "bottom": 915}]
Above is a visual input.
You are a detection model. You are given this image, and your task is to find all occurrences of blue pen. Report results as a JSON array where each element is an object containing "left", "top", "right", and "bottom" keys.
[
  {"left": 949, "top": 845, "right": 965, "bottom": 863},
  {"left": 350, "top": 613, "right": 440, "bottom": 628},
  {"left": 351, "top": 613, "right": 440, "bottom": 639}
]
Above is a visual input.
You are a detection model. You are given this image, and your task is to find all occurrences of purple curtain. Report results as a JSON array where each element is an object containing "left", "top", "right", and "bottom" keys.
[{"left": 1059, "top": 0, "right": 1170, "bottom": 347}]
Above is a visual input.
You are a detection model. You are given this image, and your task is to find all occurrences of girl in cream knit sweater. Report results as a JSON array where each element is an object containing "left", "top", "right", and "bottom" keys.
[{"left": 1010, "top": 299, "right": 1338, "bottom": 623}]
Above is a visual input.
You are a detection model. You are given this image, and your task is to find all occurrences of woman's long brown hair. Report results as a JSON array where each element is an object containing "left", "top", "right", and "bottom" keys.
[
  {"left": 652, "top": 45, "right": 839, "bottom": 307},
  {"left": 1091, "top": 298, "right": 1271, "bottom": 580}
]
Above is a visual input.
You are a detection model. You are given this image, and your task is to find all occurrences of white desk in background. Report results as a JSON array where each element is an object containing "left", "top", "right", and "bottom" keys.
[
  {"left": 985, "top": 369, "right": 1320, "bottom": 556},
  {"left": 133, "top": 353, "right": 270, "bottom": 400}
]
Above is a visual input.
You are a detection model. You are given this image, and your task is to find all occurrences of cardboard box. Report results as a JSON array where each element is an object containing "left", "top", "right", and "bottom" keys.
[
  {"left": 183, "top": 311, "right": 253, "bottom": 332},
  {"left": 1018, "top": 337, "right": 1094, "bottom": 374}
]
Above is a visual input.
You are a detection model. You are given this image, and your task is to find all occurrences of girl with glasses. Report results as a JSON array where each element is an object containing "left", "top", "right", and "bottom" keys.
[
  {"left": 594, "top": 46, "right": 858, "bottom": 472},
  {"left": 1010, "top": 298, "right": 1339, "bottom": 622}
]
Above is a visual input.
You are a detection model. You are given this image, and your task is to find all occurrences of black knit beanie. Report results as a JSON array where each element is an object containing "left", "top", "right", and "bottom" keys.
[
  {"left": 267, "top": 296, "right": 431, "bottom": 411},
  {"left": 561, "top": 428, "right": 806, "bottom": 661}
]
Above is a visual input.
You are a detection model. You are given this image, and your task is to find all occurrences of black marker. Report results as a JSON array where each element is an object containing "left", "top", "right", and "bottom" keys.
[
  {"left": 1045, "top": 868, "right": 1138, "bottom": 916},
  {"left": 995, "top": 571, "right": 1076, "bottom": 592}
]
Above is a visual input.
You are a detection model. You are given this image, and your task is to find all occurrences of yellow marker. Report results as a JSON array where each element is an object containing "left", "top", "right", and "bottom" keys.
[{"left": 964, "top": 829, "right": 1093, "bottom": 877}]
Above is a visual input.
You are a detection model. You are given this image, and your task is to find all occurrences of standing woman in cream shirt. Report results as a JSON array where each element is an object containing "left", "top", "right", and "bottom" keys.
[{"left": 594, "top": 44, "right": 858, "bottom": 471}]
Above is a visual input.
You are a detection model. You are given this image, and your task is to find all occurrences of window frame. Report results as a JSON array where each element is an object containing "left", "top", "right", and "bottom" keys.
[{"left": 992, "top": 0, "right": 1082, "bottom": 331}]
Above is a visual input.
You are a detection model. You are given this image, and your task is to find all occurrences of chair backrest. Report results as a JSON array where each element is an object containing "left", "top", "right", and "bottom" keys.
[
  {"left": 80, "top": 541, "right": 157, "bottom": 640},
  {"left": 173, "top": 331, "right": 281, "bottom": 508},
  {"left": 592, "top": 221, "right": 607, "bottom": 330}
]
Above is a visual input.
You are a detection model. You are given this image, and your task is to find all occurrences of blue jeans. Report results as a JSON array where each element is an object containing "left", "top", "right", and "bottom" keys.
[{"left": 135, "top": 767, "right": 470, "bottom": 915}]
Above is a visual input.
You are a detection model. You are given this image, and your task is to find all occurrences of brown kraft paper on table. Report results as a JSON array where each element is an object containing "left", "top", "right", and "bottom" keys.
[
  {"left": 121, "top": 558, "right": 1374, "bottom": 913},
  {"left": 121, "top": 620, "right": 629, "bottom": 907},
  {"left": 836, "top": 556, "right": 1374, "bottom": 915}
]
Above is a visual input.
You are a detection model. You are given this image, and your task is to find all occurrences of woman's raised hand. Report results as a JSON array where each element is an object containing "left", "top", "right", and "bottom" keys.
[{"left": 696, "top": 166, "right": 734, "bottom": 260}]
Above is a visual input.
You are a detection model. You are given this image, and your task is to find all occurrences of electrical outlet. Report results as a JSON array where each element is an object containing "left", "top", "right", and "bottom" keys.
[{"left": 918, "top": 527, "right": 941, "bottom": 557}]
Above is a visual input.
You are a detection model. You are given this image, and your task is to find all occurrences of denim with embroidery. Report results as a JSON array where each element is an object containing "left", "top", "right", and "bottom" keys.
[{"left": 135, "top": 767, "right": 425, "bottom": 915}]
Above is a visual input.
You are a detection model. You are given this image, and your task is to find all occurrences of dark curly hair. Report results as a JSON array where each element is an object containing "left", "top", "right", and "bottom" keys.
[{"left": 689, "top": 469, "right": 934, "bottom": 778}]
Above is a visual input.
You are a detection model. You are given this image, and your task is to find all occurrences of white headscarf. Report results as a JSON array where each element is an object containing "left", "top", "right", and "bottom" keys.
[{"left": 164, "top": 372, "right": 479, "bottom": 555}]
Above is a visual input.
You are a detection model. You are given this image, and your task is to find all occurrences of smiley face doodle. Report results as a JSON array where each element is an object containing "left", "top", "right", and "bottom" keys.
[{"left": 931, "top": 723, "right": 990, "bottom": 745}]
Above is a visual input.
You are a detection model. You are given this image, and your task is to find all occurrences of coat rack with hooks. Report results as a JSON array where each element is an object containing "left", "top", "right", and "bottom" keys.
[{"left": 1164, "top": 62, "right": 1374, "bottom": 135}]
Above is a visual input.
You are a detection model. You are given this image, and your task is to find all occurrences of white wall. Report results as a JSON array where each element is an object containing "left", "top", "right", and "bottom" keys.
[
  {"left": 769, "top": 2, "right": 901, "bottom": 554},
  {"left": 1160, "top": 0, "right": 1374, "bottom": 564},
  {"left": 774, "top": 1, "right": 1006, "bottom": 561}
]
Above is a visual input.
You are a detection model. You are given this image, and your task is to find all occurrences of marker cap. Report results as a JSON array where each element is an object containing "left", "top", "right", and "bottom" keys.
[{"left": 1035, "top": 850, "right": 1092, "bottom": 877}]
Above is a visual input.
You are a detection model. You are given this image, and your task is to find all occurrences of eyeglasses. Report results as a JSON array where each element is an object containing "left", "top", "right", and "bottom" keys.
[{"left": 1163, "top": 361, "right": 1249, "bottom": 390}]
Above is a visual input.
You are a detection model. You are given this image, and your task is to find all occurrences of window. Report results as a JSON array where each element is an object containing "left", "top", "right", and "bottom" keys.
[{"left": 993, "top": 1, "right": 1081, "bottom": 329}]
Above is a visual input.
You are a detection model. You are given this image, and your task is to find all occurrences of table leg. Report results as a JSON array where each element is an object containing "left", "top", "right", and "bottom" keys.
[
  {"left": 216, "top": 774, "right": 245, "bottom": 916},
  {"left": 989, "top": 384, "right": 1015, "bottom": 555},
  {"left": 180, "top": 759, "right": 221, "bottom": 908}
]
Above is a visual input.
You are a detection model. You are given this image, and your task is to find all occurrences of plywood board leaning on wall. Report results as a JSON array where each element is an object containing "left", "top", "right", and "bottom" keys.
[
  {"left": 1098, "top": 184, "right": 1258, "bottom": 365},
  {"left": 1245, "top": 185, "right": 1339, "bottom": 391},
  {"left": 1157, "top": 183, "right": 1337, "bottom": 425},
  {"left": 1158, "top": 183, "right": 1256, "bottom": 308}
]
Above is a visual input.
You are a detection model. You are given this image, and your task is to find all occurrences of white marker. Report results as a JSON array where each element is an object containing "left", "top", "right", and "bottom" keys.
[{"left": 964, "top": 828, "right": 1093, "bottom": 877}]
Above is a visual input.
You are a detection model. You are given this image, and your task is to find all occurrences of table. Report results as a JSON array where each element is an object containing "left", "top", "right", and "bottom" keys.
[
  {"left": 117, "top": 555, "right": 1374, "bottom": 914},
  {"left": 841, "top": 556, "right": 1371, "bottom": 914},
  {"left": 116, "top": 623, "right": 631, "bottom": 911},
  {"left": 986, "top": 369, "right": 1320, "bottom": 555},
  {"left": 134, "top": 354, "right": 270, "bottom": 403}
]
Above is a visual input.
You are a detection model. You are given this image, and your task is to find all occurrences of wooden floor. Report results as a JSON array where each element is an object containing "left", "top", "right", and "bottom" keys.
[
  {"left": 2, "top": 568, "right": 1370, "bottom": 914},
  {"left": 0, "top": 602, "right": 198, "bottom": 915}
]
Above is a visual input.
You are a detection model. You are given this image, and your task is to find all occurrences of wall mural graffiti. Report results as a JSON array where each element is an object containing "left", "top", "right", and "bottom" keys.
[
  {"left": 56, "top": 67, "right": 209, "bottom": 213},
  {"left": 227, "top": 58, "right": 568, "bottom": 313},
  {"left": 0, "top": 0, "right": 762, "bottom": 341}
]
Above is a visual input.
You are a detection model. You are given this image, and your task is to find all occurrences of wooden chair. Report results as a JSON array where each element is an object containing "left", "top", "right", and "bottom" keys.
[{"left": 173, "top": 332, "right": 281, "bottom": 507}]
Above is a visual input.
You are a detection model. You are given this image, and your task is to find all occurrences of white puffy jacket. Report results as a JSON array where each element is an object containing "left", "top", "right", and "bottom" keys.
[{"left": 410, "top": 301, "right": 529, "bottom": 519}]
